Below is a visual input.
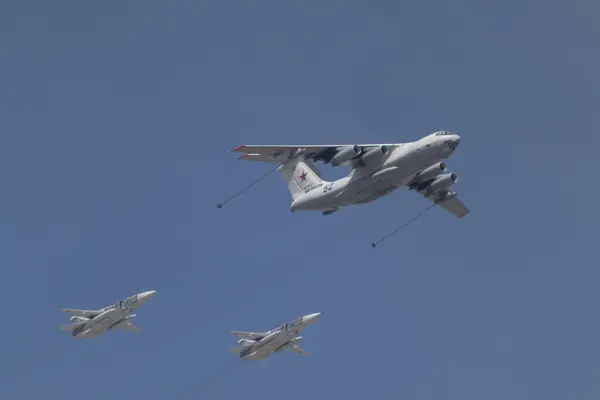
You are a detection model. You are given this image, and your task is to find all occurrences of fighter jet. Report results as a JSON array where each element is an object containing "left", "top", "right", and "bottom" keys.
[
  {"left": 228, "top": 312, "right": 321, "bottom": 360},
  {"left": 60, "top": 290, "right": 156, "bottom": 339},
  {"left": 231, "top": 131, "right": 469, "bottom": 217}
]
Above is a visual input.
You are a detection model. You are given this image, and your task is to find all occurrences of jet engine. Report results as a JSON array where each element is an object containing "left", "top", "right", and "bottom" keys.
[
  {"left": 330, "top": 145, "right": 362, "bottom": 166},
  {"left": 237, "top": 338, "right": 255, "bottom": 346},
  {"left": 93, "top": 309, "right": 112, "bottom": 321},
  {"left": 411, "top": 162, "right": 447, "bottom": 184},
  {"left": 259, "top": 331, "right": 280, "bottom": 344},
  {"left": 359, "top": 145, "right": 389, "bottom": 166},
  {"left": 421, "top": 173, "right": 458, "bottom": 195},
  {"left": 107, "top": 318, "right": 126, "bottom": 331}
]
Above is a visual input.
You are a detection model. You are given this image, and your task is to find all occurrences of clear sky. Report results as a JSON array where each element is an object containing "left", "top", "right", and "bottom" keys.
[{"left": 1, "top": 1, "right": 599, "bottom": 399}]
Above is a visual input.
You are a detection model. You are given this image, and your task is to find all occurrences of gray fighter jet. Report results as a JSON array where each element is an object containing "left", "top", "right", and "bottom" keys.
[
  {"left": 228, "top": 312, "right": 321, "bottom": 360},
  {"left": 60, "top": 290, "right": 156, "bottom": 339}
]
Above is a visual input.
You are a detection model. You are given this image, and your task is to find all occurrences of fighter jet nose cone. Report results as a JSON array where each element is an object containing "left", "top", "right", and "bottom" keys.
[
  {"left": 138, "top": 290, "right": 156, "bottom": 302},
  {"left": 305, "top": 312, "right": 322, "bottom": 323}
]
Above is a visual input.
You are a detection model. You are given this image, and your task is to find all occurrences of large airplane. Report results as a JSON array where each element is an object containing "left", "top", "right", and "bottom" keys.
[
  {"left": 60, "top": 290, "right": 156, "bottom": 339},
  {"left": 228, "top": 312, "right": 321, "bottom": 360},
  {"left": 231, "top": 131, "right": 469, "bottom": 217}
]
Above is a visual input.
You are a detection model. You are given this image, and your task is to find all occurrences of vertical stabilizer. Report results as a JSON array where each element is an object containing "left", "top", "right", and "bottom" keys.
[{"left": 277, "top": 160, "right": 325, "bottom": 199}]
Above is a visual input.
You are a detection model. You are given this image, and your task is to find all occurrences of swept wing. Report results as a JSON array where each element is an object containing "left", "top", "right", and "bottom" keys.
[
  {"left": 437, "top": 194, "right": 469, "bottom": 218},
  {"left": 232, "top": 144, "right": 402, "bottom": 166},
  {"left": 60, "top": 324, "right": 79, "bottom": 331},
  {"left": 408, "top": 165, "right": 470, "bottom": 218},
  {"left": 228, "top": 331, "right": 265, "bottom": 340},
  {"left": 60, "top": 308, "right": 101, "bottom": 318},
  {"left": 118, "top": 320, "right": 141, "bottom": 332},
  {"left": 286, "top": 345, "right": 307, "bottom": 356}
]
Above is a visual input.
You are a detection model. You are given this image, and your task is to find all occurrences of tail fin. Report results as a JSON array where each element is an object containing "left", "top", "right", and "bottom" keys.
[
  {"left": 60, "top": 324, "right": 77, "bottom": 331},
  {"left": 277, "top": 160, "right": 324, "bottom": 199},
  {"left": 228, "top": 346, "right": 246, "bottom": 353},
  {"left": 61, "top": 316, "right": 88, "bottom": 330},
  {"left": 229, "top": 339, "right": 254, "bottom": 353}
]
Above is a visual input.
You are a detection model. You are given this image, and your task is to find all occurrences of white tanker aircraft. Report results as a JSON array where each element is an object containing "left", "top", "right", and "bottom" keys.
[{"left": 231, "top": 131, "right": 469, "bottom": 217}]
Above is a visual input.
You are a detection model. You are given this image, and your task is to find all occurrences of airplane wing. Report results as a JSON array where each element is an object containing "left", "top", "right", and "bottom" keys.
[
  {"left": 232, "top": 144, "right": 402, "bottom": 167},
  {"left": 228, "top": 331, "right": 265, "bottom": 340},
  {"left": 416, "top": 189, "right": 469, "bottom": 218},
  {"left": 60, "top": 324, "right": 78, "bottom": 331},
  {"left": 408, "top": 164, "right": 470, "bottom": 218},
  {"left": 120, "top": 321, "right": 141, "bottom": 332},
  {"left": 60, "top": 308, "right": 101, "bottom": 318},
  {"left": 437, "top": 193, "right": 470, "bottom": 218},
  {"left": 286, "top": 345, "right": 307, "bottom": 356},
  {"left": 405, "top": 181, "right": 471, "bottom": 219}
]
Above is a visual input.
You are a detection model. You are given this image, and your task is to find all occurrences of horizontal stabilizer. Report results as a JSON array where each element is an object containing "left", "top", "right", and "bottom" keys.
[
  {"left": 228, "top": 331, "right": 264, "bottom": 340},
  {"left": 60, "top": 308, "right": 100, "bottom": 318},
  {"left": 228, "top": 346, "right": 247, "bottom": 353},
  {"left": 237, "top": 153, "right": 281, "bottom": 163},
  {"left": 60, "top": 324, "right": 77, "bottom": 331}
]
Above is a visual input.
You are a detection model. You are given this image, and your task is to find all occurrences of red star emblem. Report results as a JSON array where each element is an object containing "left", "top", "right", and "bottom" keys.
[{"left": 299, "top": 171, "right": 307, "bottom": 181}]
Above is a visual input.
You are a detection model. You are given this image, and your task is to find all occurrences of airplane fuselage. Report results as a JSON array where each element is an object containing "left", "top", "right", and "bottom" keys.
[
  {"left": 73, "top": 309, "right": 124, "bottom": 338},
  {"left": 240, "top": 330, "right": 296, "bottom": 360},
  {"left": 237, "top": 312, "right": 321, "bottom": 360},
  {"left": 70, "top": 291, "right": 155, "bottom": 339},
  {"left": 289, "top": 133, "right": 460, "bottom": 212}
]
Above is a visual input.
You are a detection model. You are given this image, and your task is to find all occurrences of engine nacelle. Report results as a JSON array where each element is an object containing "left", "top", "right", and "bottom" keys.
[
  {"left": 330, "top": 145, "right": 362, "bottom": 166},
  {"left": 93, "top": 309, "right": 113, "bottom": 321},
  {"left": 259, "top": 331, "right": 279, "bottom": 344},
  {"left": 107, "top": 318, "right": 126, "bottom": 331},
  {"left": 422, "top": 173, "right": 458, "bottom": 195},
  {"left": 360, "top": 145, "right": 389, "bottom": 166},
  {"left": 412, "top": 162, "right": 447, "bottom": 184}
]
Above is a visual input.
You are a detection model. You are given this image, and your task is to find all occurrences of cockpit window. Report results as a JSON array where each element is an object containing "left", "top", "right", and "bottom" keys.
[{"left": 434, "top": 131, "right": 453, "bottom": 136}]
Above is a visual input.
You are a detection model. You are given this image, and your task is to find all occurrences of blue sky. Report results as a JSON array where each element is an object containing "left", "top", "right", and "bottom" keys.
[{"left": 1, "top": 1, "right": 599, "bottom": 399}]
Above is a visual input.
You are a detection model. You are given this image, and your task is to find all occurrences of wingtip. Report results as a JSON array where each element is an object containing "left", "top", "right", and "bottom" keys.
[{"left": 231, "top": 145, "right": 245, "bottom": 152}]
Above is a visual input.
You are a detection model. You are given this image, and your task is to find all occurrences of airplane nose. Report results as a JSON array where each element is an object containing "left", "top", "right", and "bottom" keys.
[
  {"left": 304, "top": 312, "right": 321, "bottom": 324},
  {"left": 453, "top": 134, "right": 460, "bottom": 146},
  {"left": 138, "top": 290, "right": 156, "bottom": 303}
]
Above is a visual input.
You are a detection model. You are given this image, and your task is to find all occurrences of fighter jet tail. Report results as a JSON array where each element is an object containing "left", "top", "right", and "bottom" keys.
[
  {"left": 228, "top": 337, "right": 255, "bottom": 353},
  {"left": 228, "top": 346, "right": 245, "bottom": 353},
  {"left": 60, "top": 324, "right": 77, "bottom": 331},
  {"left": 60, "top": 316, "right": 88, "bottom": 331}
]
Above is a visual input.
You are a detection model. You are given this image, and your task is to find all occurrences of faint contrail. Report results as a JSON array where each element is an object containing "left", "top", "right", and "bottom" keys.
[
  {"left": 174, "top": 358, "right": 247, "bottom": 399},
  {"left": 0, "top": 340, "right": 72, "bottom": 382}
]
